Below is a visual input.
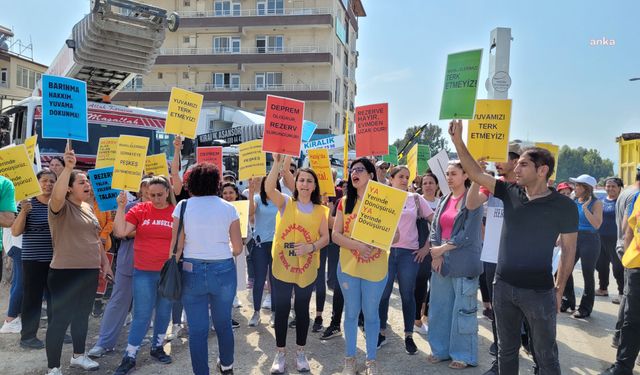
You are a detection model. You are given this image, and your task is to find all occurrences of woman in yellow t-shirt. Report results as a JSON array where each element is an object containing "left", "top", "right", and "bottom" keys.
[{"left": 265, "top": 154, "right": 329, "bottom": 374}]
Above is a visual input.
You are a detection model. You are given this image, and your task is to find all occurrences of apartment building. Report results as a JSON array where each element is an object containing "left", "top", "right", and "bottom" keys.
[{"left": 113, "top": 0, "right": 366, "bottom": 135}]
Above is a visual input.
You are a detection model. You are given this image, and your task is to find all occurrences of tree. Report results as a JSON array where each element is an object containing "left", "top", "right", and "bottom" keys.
[
  {"left": 556, "top": 145, "right": 614, "bottom": 184},
  {"left": 392, "top": 123, "right": 450, "bottom": 164}
]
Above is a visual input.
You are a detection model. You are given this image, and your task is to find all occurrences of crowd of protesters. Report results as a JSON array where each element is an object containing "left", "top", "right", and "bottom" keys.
[{"left": 0, "top": 123, "right": 639, "bottom": 375}]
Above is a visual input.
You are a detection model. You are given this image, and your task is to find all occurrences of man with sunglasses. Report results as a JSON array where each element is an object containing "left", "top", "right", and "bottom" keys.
[{"left": 375, "top": 161, "right": 390, "bottom": 185}]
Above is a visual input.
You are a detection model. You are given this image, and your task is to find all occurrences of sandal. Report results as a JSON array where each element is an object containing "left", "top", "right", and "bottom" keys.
[
  {"left": 449, "top": 361, "right": 469, "bottom": 369},
  {"left": 427, "top": 354, "right": 449, "bottom": 364}
]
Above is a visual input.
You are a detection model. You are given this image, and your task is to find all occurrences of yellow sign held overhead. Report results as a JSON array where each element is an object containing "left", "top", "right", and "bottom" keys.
[
  {"left": 95, "top": 137, "right": 119, "bottom": 168},
  {"left": 350, "top": 180, "right": 407, "bottom": 251},
  {"left": 145, "top": 153, "right": 170, "bottom": 177},
  {"left": 467, "top": 99, "right": 512, "bottom": 162},
  {"left": 165, "top": 87, "right": 204, "bottom": 139},
  {"left": 238, "top": 139, "right": 266, "bottom": 181},
  {"left": 308, "top": 148, "right": 336, "bottom": 197},
  {"left": 231, "top": 200, "right": 250, "bottom": 238},
  {"left": 24, "top": 135, "right": 37, "bottom": 163},
  {"left": 0, "top": 144, "right": 42, "bottom": 200},
  {"left": 112, "top": 135, "right": 149, "bottom": 191}
]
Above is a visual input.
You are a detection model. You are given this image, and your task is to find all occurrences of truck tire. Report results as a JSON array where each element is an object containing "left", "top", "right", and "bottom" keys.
[{"left": 167, "top": 12, "right": 180, "bottom": 32}]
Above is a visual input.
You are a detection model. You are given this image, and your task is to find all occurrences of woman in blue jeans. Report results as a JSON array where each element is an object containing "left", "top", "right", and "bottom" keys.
[
  {"left": 332, "top": 158, "right": 389, "bottom": 375},
  {"left": 247, "top": 176, "right": 281, "bottom": 327},
  {"left": 112, "top": 176, "right": 176, "bottom": 375},
  {"left": 171, "top": 162, "right": 243, "bottom": 375},
  {"left": 378, "top": 166, "right": 434, "bottom": 355},
  {"left": 428, "top": 161, "right": 483, "bottom": 369}
]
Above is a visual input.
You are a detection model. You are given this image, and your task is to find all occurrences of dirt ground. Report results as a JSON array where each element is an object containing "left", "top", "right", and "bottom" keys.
[{"left": 0, "top": 265, "right": 637, "bottom": 375}]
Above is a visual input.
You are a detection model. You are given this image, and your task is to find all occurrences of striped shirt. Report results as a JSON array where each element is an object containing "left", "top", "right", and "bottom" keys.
[{"left": 20, "top": 198, "right": 54, "bottom": 262}]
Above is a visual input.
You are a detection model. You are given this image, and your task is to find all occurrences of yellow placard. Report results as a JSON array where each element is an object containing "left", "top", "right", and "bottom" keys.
[
  {"left": 95, "top": 137, "right": 119, "bottom": 168},
  {"left": 350, "top": 180, "right": 407, "bottom": 251},
  {"left": 112, "top": 135, "right": 149, "bottom": 191},
  {"left": 238, "top": 139, "right": 266, "bottom": 181},
  {"left": 0, "top": 144, "right": 42, "bottom": 200},
  {"left": 535, "top": 142, "right": 560, "bottom": 181},
  {"left": 231, "top": 200, "right": 249, "bottom": 238},
  {"left": 165, "top": 87, "right": 204, "bottom": 139},
  {"left": 24, "top": 135, "right": 37, "bottom": 163},
  {"left": 407, "top": 143, "right": 418, "bottom": 182},
  {"left": 308, "top": 148, "right": 336, "bottom": 197},
  {"left": 467, "top": 99, "right": 512, "bottom": 162},
  {"left": 145, "top": 153, "right": 169, "bottom": 177}
]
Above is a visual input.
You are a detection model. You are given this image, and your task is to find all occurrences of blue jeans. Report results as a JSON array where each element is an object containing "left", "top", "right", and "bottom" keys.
[
  {"left": 127, "top": 269, "right": 172, "bottom": 352},
  {"left": 338, "top": 264, "right": 387, "bottom": 360},
  {"left": 379, "top": 247, "right": 420, "bottom": 333},
  {"left": 493, "top": 279, "right": 559, "bottom": 374},
  {"left": 7, "top": 246, "right": 23, "bottom": 318},
  {"left": 251, "top": 241, "right": 273, "bottom": 312},
  {"left": 428, "top": 272, "right": 479, "bottom": 366},
  {"left": 182, "top": 258, "right": 236, "bottom": 374}
]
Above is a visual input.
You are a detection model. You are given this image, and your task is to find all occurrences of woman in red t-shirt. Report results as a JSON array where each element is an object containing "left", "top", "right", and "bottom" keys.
[{"left": 111, "top": 176, "right": 176, "bottom": 375}]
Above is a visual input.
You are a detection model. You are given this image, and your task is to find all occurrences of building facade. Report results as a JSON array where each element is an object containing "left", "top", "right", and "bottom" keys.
[{"left": 113, "top": 0, "right": 365, "bottom": 135}]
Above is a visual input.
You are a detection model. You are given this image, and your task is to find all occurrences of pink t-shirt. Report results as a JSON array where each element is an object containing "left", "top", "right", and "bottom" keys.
[
  {"left": 394, "top": 193, "right": 434, "bottom": 250},
  {"left": 439, "top": 194, "right": 463, "bottom": 241}
]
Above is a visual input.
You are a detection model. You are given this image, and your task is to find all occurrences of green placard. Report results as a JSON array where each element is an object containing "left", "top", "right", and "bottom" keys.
[
  {"left": 382, "top": 145, "right": 398, "bottom": 165},
  {"left": 417, "top": 144, "right": 431, "bottom": 175},
  {"left": 439, "top": 49, "right": 483, "bottom": 120}
]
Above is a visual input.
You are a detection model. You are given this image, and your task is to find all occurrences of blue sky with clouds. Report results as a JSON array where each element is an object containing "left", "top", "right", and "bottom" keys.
[{"left": 2, "top": 0, "right": 638, "bottom": 165}]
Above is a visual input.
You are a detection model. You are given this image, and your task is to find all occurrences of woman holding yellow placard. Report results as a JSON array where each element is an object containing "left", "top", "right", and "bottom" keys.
[
  {"left": 332, "top": 157, "right": 389, "bottom": 375},
  {"left": 427, "top": 161, "right": 483, "bottom": 369},
  {"left": 265, "top": 153, "right": 329, "bottom": 375}
]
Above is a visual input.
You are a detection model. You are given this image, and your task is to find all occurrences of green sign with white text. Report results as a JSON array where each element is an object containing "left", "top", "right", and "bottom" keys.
[{"left": 439, "top": 49, "right": 483, "bottom": 120}]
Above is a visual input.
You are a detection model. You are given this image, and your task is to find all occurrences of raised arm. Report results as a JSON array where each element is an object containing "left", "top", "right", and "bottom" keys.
[
  {"left": 11, "top": 200, "right": 31, "bottom": 236},
  {"left": 448, "top": 120, "right": 497, "bottom": 194},
  {"left": 171, "top": 136, "right": 183, "bottom": 195},
  {"left": 466, "top": 181, "right": 489, "bottom": 210},
  {"left": 50, "top": 141, "right": 75, "bottom": 214},
  {"left": 266, "top": 154, "right": 287, "bottom": 210},
  {"left": 113, "top": 191, "right": 137, "bottom": 238},
  {"left": 281, "top": 155, "right": 295, "bottom": 193},
  {"left": 247, "top": 177, "right": 259, "bottom": 225}
]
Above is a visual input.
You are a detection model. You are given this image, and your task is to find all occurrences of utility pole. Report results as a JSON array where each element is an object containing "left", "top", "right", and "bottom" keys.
[{"left": 485, "top": 27, "right": 512, "bottom": 100}]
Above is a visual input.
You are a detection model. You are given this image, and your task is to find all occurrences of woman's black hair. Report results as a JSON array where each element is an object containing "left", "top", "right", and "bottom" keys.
[
  {"left": 605, "top": 177, "right": 624, "bottom": 188},
  {"left": 221, "top": 182, "right": 242, "bottom": 201},
  {"left": 37, "top": 168, "right": 57, "bottom": 181},
  {"left": 148, "top": 175, "right": 176, "bottom": 205},
  {"left": 260, "top": 176, "right": 281, "bottom": 205},
  {"left": 448, "top": 161, "right": 472, "bottom": 188},
  {"left": 51, "top": 155, "right": 65, "bottom": 167},
  {"left": 293, "top": 168, "right": 322, "bottom": 205},
  {"left": 423, "top": 170, "right": 442, "bottom": 198},
  {"left": 345, "top": 158, "right": 377, "bottom": 214}
]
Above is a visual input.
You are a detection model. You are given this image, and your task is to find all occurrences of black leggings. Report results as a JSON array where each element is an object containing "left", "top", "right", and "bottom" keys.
[
  {"left": 314, "top": 247, "right": 328, "bottom": 313},
  {"left": 596, "top": 234, "right": 624, "bottom": 295},
  {"left": 46, "top": 268, "right": 98, "bottom": 369},
  {"left": 21, "top": 261, "right": 52, "bottom": 341},
  {"left": 271, "top": 276, "right": 314, "bottom": 347},
  {"left": 414, "top": 255, "right": 432, "bottom": 320}
]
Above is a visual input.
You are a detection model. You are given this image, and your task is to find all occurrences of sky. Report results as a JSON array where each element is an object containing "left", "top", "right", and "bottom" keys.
[{"left": 2, "top": 0, "right": 638, "bottom": 166}]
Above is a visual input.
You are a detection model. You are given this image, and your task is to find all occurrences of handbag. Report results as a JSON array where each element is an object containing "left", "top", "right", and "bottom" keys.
[
  {"left": 158, "top": 200, "right": 187, "bottom": 301},
  {"left": 413, "top": 194, "right": 429, "bottom": 249}
]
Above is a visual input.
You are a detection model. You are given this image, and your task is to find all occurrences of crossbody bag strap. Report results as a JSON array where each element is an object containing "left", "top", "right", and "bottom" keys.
[
  {"left": 172, "top": 200, "right": 188, "bottom": 256},
  {"left": 413, "top": 193, "right": 423, "bottom": 219}
]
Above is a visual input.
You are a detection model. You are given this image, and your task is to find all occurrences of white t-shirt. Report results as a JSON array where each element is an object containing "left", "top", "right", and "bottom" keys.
[{"left": 173, "top": 196, "right": 239, "bottom": 260}]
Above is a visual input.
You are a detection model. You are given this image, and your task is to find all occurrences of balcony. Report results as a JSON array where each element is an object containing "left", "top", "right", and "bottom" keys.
[
  {"left": 114, "top": 83, "right": 332, "bottom": 102},
  {"left": 177, "top": 8, "right": 334, "bottom": 29},
  {"left": 156, "top": 46, "right": 332, "bottom": 65}
]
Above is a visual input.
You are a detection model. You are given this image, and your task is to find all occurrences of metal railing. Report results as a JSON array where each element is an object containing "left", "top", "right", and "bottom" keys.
[
  {"left": 159, "top": 45, "right": 330, "bottom": 55},
  {"left": 121, "top": 83, "right": 332, "bottom": 92},
  {"left": 178, "top": 7, "right": 333, "bottom": 17}
]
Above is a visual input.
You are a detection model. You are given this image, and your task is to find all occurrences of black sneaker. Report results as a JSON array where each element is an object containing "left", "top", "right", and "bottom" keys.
[
  {"left": 231, "top": 319, "right": 240, "bottom": 329},
  {"left": 404, "top": 336, "right": 417, "bottom": 355},
  {"left": 376, "top": 334, "right": 386, "bottom": 349},
  {"left": 217, "top": 361, "right": 234, "bottom": 374},
  {"left": 288, "top": 318, "right": 296, "bottom": 329},
  {"left": 482, "top": 359, "right": 498, "bottom": 375},
  {"left": 20, "top": 337, "right": 44, "bottom": 349},
  {"left": 150, "top": 346, "right": 172, "bottom": 364},
  {"left": 114, "top": 355, "right": 136, "bottom": 375},
  {"left": 489, "top": 342, "right": 497, "bottom": 356},
  {"left": 320, "top": 325, "right": 341, "bottom": 340},
  {"left": 312, "top": 317, "right": 323, "bottom": 333}
]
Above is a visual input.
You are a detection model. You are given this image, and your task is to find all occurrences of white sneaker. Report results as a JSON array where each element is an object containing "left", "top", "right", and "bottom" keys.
[
  {"left": 262, "top": 293, "right": 272, "bottom": 310},
  {"left": 248, "top": 312, "right": 260, "bottom": 327},
  {"left": 342, "top": 357, "right": 357, "bottom": 375},
  {"left": 69, "top": 354, "right": 100, "bottom": 370},
  {"left": 414, "top": 323, "right": 428, "bottom": 336},
  {"left": 270, "top": 314, "right": 275, "bottom": 328},
  {"left": 166, "top": 324, "right": 182, "bottom": 341},
  {"left": 87, "top": 345, "right": 108, "bottom": 358},
  {"left": 233, "top": 296, "right": 242, "bottom": 308},
  {"left": 295, "top": 350, "right": 310, "bottom": 372},
  {"left": 270, "top": 350, "right": 286, "bottom": 374},
  {"left": 46, "top": 367, "right": 63, "bottom": 375},
  {"left": 0, "top": 317, "right": 21, "bottom": 334}
]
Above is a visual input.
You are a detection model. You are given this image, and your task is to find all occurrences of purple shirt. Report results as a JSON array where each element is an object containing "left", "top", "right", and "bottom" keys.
[{"left": 394, "top": 193, "right": 434, "bottom": 250}]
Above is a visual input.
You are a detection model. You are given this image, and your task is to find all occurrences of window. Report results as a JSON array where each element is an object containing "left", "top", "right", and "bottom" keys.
[
  {"left": 343, "top": 82, "right": 348, "bottom": 110},
  {"left": 183, "top": 36, "right": 191, "bottom": 43},
  {"left": 16, "top": 66, "right": 41, "bottom": 90},
  {"left": 213, "top": 73, "right": 240, "bottom": 89},
  {"left": 256, "top": 35, "right": 283, "bottom": 53},
  {"left": 257, "top": 1, "right": 266, "bottom": 15},
  {"left": 183, "top": 72, "right": 190, "bottom": 79},
  {"left": 335, "top": 112, "right": 341, "bottom": 132},
  {"left": 334, "top": 78, "right": 340, "bottom": 103},
  {"left": 1, "top": 68, "right": 7, "bottom": 86},
  {"left": 214, "top": 36, "right": 241, "bottom": 53},
  {"left": 183, "top": 0, "right": 190, "bottom": 6},
  {"left": 214, "top": 1, "right": 240, "bottom": 16},
  {"left": 157, "top": 72, "right": 163, "bottom": 79},
  {"left": 124, "top": 75, "right": 143, "bottom": 90},
  {"left": 255, "top": 72, "right": 282, "bottom": 89},
  {"left": 267, "top": 0, "right": 284, "bottom": 15}
]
